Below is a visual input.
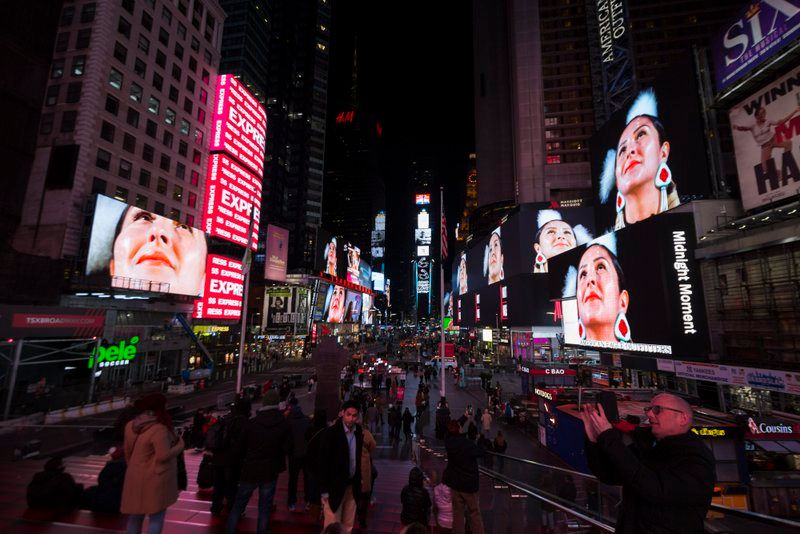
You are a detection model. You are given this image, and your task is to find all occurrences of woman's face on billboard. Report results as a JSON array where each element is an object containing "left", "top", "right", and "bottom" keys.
[
  {"left": 576, "top": 245, "right": 628, "bottom": 340},
  {"left": 328, "top": 285, "right": 346, "bottom": 323},
  {"left": 110, "top": 208, "right": 207, "bottom": 295},
  {"left": 487, "top": 232, "right": 503, "bottom": 283},
  {"left": 458, "top": 256, "right": 468, "bottom": 294},
  {"left": 615, "top": 116, "right": 669, "bottom": 197},
  {"left": 535, "top": 220, "right": 576, "bottom": 259},
  {"left": 327, "top": 242, "right": 336, "bottom": 263}
]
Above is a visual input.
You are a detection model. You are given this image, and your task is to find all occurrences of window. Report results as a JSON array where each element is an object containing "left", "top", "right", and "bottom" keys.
[
  {"left": 129, "top": 82, "right": 143, "bottom": 102},
  {"left": 204, "top": 49, "right": 212, "bottom": 64},
  {"left": 199, "top": 88, "right": 207, "bottom": 104},
  {"left": 123, "top": 133, "right": 136, "bottom": 153},
  {"left": 118, "top": 17, "right": 132, "bottom": 38},
  {"left": 71, "top": 55, "right": 86, "bottom": 76},
  {"left": 60, "top": 110, "right": 77, "bottom": 132},
  {"left": 100, "top": 121, "right": 115, "bottom": 142},
  {"left": 105, "top": 94, "right": 120, "bottom": 115},
  {"left": 188, "top": 56, "right": 197, "bottom": 72},
  {"left": 194, "top": 129, "right": 203, "bottom": 145},
  {"left": 174, "top": 42, "right": 184, "bottom": 59},
  {"left": 80, "top": 3, "right": 96, "bottom": 23},
  {"left": 178, "top": 140, "right": 188, "bottom": 156},
  {"left": 161, "top": 7, "right": 172, "bottom": 25},
  {"left": 175, "top": 162, "right": 185, "bottom": 179},
  {"left": 113, "top": 186, "right": 129, "bottom": 203},
  {"left": 138, "top": 35, "right": 150, "bottom": 54},
  {"left": 139, "top": 169, "right": 151, "bottom": 188},
  {"left": 157, "top": 177, "right": 168, "bottom": 194},
  {"left": 173, "top": 185, "right": 183, "bottom": 201},
  {"left": 60, "top": 6, "right": 75, "bottom": 26},
  {"left": 171, "top": 64, "right": 181, "bottom": 81},
  {"left": 165, "top": 108, "right": 176, "bottom": 125},
  {"left": 192, "top": 149, "right": 201, "bottom": 164},
  {"left": 185, "top": 213, "right": 194, "bottom": 227},
  {"left": 177, "top": 23, "right": 187, "bottom": 39},
  {"left": 135, "top": 194, "right": 148, "bottom": 209},
  {"left": 168, "top": 85, "right": 179, "bottom": 102},
  {"left": 190, "top": 170, "right": 199, "bottom": 186},
  {"left": 191, "top": 36, "right": 200, "bottom": 52},
  {"left": 168, "top": 208, "right": 180, "bottom": 221},
  {"left": 179, "top": 119, "right": 190, "bottom": 135},
  {"left": 187, "top": 192, "right": 197, "bottom": 208},
  {"left": 142, "top": 143, "right": 154, "bottom": 162},
  {"left": 201, "top": 69, "right": 209, "bottom": 84},
  {"left": 46, "top": 85, "right": 60, "bottom": 106},
  {"left": 76, "top": 29, "right": 92, "bottom": 49},
  {"left": 109, "top": 67, "right": 123, "bottom": 89},
  {"left": 186, "top": 77, "right": 195, "bottom": 92},
  {"left": 196, "top": 108, "right": 205, "bottom": 122},
  {"left": 122, "top": 0, "right": 134, "bottom": 14},
  {"left": 126, "top": 107, "right": 140, "bottom": 127},
  {"left": 183, "top": 97, "right": 193, "bottom": 113},
  {"left": 148, "top": 96, "right": 160, "bottom": 114},
  {"left": 141, "top": 11, "right": 153, "bottom": 31},
  {"left": 118, "top": 159, "right": 132, "bottom": 179},
  {"left": 155, "top": 50, "right": 166, "bottom": 68},
  {"left": 64, "top": 82, "right": 81, "bottom": 103},
  {"left": 163, "top": 130, "right": 173, "bottom": 148},
  {"left": 152, "top": 72, "right": 163, "bottom": 91},
  {"left": 51, "top": 59, "right": 65, "bottom": 79},
  {"left": 114, "top": 42, "right": 128, "bottom": 64},
  {"left": 160, "top": 154, "right": 170, "bottom": 171},
  {"left": 55, "top": 32, "right": 69, "bottom": 52},
  {"left": 158, "top": 27, "right": 169, "bottom": 46},
  {"left": 96, "top": 148, "right": 111, "bottom": 170},
  {"left": 134, "top": 58, "right": 146, "bottom": 78},
  {"left": 153, "top": 201, "right": 165, "bottom": 215},
  {"left": 91, "top": 176, "right": 107, "bottom": 195},
  {"left": 146, "top": 119, "right": 158, "bottom": 137},
  {"left": 39, "top": 113, "right": 54, "bottom": 135}
]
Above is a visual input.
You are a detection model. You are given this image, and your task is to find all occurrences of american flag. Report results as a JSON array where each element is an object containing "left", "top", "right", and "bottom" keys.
[{"left": 441, "top": 209, "right": 448, "bottom": 260}]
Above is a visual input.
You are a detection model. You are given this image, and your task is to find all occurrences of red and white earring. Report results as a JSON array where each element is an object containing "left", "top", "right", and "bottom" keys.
[
  {"left": 577, "top": 319, "right": 586, "bottom": 341},
  {"left": 535, "top": 252, "right": 547, "bottom": 271},
  {"left": 614, "top": 312, "right": 631, "bottom": 342},
  {"left": 655, "top": 161, "right": 672, "bottom": 213}
]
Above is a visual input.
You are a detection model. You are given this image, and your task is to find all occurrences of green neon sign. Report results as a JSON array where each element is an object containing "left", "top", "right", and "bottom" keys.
[{"left": 88, "top": 336, "right": 139, "bottom": 369}]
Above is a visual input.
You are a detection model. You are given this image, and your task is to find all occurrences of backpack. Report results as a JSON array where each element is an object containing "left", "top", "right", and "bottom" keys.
[{"left": 205, "top": 417, "right": 228, "bottom": 451}]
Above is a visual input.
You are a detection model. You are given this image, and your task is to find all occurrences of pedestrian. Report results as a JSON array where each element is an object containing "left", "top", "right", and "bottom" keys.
[
  {"left": 27, "top": 456, "right": 83, "bottom": 510},
  {"left": 356, "top": 427, "right": 377, "bottom": 529},
  {"left": 305, "top": 409, "right": 329, "bottom": 520},
  {"left": 388, "top": 405, "right": 401, "bottom": 441},
  {"left": 400, "top": 467, "right": 432, "bottom": 532},
  {"left": 504, "top": 402, "right": 514, "bottom": 425},
  {"left": 365, "top": 402, "right": 379, "bottom": 435},
  {"left": 82, "top": 447, "right": 126, "bottom": 514},
  {"left": 429, "top": 469, "right": 453, "bottom": 530},
  {"left": 435, "top": 398, "right": 451, "bottom": 440},
  {"left": 375, "top": 394, "right": 385, "bottom": 427},
  {"left": 402, "top": 407, "right": 414, "bottom": 442},
  {"left": 226, "top": 389, "right": 292, "bottom": 534},
  {"left": 191, "top": 408, "right": 207, "bottom": 451},
  {"left": 286, "top": 397, "right": 311, "bottom": 512},
  {"left": 317, "top": 400, "right": 364, "bottom": 533},
  {"left": 307, "top": 376, "right": 315, "bottom": 393},
  {"left": 121, "top": 393, "right": 184, "bottom": 534},
  {"left": 580, "top": 392, "right": 715, "bottom": 533},
  {"left": 207, "top": 397, "right": 250, "bottom": 516},
  {"left": 480, "top": 409, "right": 492, "bottom": 433},
  {"left": 493, "top": 430, "right": 507, "bottom": 470},
  {"left": 442, "top": 420, "right": 485, "bottom": 534}
]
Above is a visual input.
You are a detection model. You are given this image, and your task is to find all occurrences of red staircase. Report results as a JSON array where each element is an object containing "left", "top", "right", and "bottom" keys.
[{"left": 0, "top": 449, "right": 418, "bottom": 533}]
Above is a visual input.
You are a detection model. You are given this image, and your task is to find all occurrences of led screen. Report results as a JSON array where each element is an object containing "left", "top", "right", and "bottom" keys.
[
  {"left": 203, "top": 153, "right": 261, "bottom": 250},
  {"left": 315, "top": 229, "right": 340, "bottom": 277},
  {"left": 193, "top": 254, "right": 243, "bottom": 320},
  {"left": 322, "top": 284, "right": 347, "bottom": 323},
  {"left": 86, "top": 195, "right": 208, "bottom": 297},
  {"left": 362, "top": 293, "right": 373, "bottom": 325},
  {"left": 548, "top": 213, "right": 708, "bottom": 358},
  {"left": 312, "top": 280, "right": 331, "bottom": 321},
  {"left": 344, "top": 243, "right": 361, "bottom": 284},
  {"left": 344, "top": 290, "right": 363, "bottom": 323},
  {"left": 211, "top": 74, "right": 267, "bottom": 177}
]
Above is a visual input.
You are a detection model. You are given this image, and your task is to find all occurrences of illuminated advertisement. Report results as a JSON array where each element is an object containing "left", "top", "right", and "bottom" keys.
[
  {"left": 345, "top": 243, "right": 361, "bottom": 284},
  {"left": 371, "top": 271, "right": 385, "bottom": 292},
  {"left": 455, "top": 274, "right": 553, "bottom": 328},
  {"left": 264, "top": 287, "right": 310, "bottom": 333},
  {"left": 311, "top": 279, "right": 331, "bottom": 321},
  {"left": 322, "top": 284, "right": 347, "bottom": 323},
  {"left": 358, "top": 260, "right": 372, "bottom": 289},
  {"left": 417, "top": 246, "right": 430, "bottom": 257},
  {"left": 210, "top": 74, "right": 267, "bottom": 177},
  {"left": 0, "top": 306, "right": 105, "bottom": 338},
  {"left": 589, "top": 59, "right": 710, "bottom": 231},
  {"left": 550, "top": 213, "right": 708, "bottom": 358},
  {"left": 344, "top": 290, "right": 363, "bottom": 323},
  {"left": 86, "top": 195, "right": 208, "bottom": 296},
  {"left": 362, "top": 293, "right": 373, "bottom": 325},
  {"left": 417, "top": 257, "right": 431, "bottom": 294},
  {"left": 415, "top": 228, "right": 432, "bottom": 245},
  {"left": 203, "top": 153, "right": 261, "bottom": 250},
  {"left": 712, "top": 0, "right": 800, "bottom": 92},
  {"left": 415, "top": 193, "right": 431, "bottom": 205},
  {"left": 316, "top": 229, "right": 339, "bottom": 277},
  {"left": 729, "top": 65, "right": 800, "bottom": 211},
  {"left": 264, "top": 224, "right": 289, "bottom": 281},
  {"left": 193, "top": 254, "right": 244, "bottom": 320}
]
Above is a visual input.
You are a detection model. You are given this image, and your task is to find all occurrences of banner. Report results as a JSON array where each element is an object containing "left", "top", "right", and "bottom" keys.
[
  {"left": 0, "top": 306, "right": 105, "bottom": 338},
  {"left": 203, "top": 153, "right": 261, "bottom": 250},
  {"left": 193, "top": 255, "right": 244, "bottom": 320},
  {"left": 264, "top": 224, "right": 289, "bottom": 281}
]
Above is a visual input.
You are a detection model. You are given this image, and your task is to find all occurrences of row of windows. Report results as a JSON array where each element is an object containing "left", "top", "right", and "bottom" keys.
[
  {"left": 92, "top": 175, "right": 194, "bottom": 227},
  {"left": 59, "top": 3, "right": 96, "bottom": 26}
]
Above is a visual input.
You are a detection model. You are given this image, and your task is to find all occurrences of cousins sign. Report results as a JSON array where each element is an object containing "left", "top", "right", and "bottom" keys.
[{"left": 211, "top": 75, "right": 267, "bottom": 177}]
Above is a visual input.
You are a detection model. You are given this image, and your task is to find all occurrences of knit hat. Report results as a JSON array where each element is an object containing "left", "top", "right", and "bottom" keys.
[{"left": 262, "top": 389, "right": 280, "bottom": 408}]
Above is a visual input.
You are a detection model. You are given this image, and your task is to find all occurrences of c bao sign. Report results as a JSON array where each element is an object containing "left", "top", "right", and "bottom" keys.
[{"left": 88, "top": 337, "right": 139, "bottom": 368}]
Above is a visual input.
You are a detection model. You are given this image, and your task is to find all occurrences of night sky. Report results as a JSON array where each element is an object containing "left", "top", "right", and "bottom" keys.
[{"left": 328, "top": 1, "right": 475, "bottom": 301}]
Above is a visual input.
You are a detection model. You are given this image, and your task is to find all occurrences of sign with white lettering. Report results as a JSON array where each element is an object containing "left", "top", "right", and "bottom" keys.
[
  {"left": 211, "top": 74, "right": 267, "bottom": 177},
  {"left": 193, "top": 255, "right": 244, "bottom": 320},
  {"left": 203, "top": 153, "right": 261, "bottom": 250},
  {"left": 745, "top": 417, "right": 800, "bottom": 439}
]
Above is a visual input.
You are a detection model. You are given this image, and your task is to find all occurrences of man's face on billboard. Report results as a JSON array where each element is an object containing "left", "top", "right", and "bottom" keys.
[
  {"left": 615, "top": 116, "right": 668, "bottom": 197},
  {"left": 110, "top": 208, "right": 207, "bottom": 295},
  {"left": 576, "top": 245, "right": 628, "bottom": 340},
  {"left": 535, "top": 220, "right": 576, "bottom": 259},
  {"left": 328, "top": 285, "right": 346, "bottom": 323}
]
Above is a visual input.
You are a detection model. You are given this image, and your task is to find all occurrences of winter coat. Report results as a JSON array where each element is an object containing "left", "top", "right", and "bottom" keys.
[
  {"left": 121, "top": 415, "right": 184, "bottom": 515},
  {"left": 480, "top": 412, "right": 492, "bottom": 432},
  {"left": 235, "top": 408, "right": 292, "bottom": 483},
  {"left": 209, "top": 413, "right": 249, "bottom": 468},
  {"left": 361, "top": 429, "right": 377, "bottom": 494},
  {"left": 585, "top": 427, "right": 715, "bottom": 534},
  {"left": 402, "top": 410, "right": 414, "bottom": 432},
  {"left": 317, "top": 419, "right": 364, "bottom": 512},
  {"left": 83, "top": 458, "right": 126, "bottom": 514},
  {"left": 433, "top": 483, "right": 453, "bottom": 528},
  {"left": 286, "top": 406, "right": 311, "bottom": 459},
  {"left": 27, "top": 468, "right": 83, "bottom": 509},
  {"left": 400, "top": 468, "right": 432, "bottom": 525},
  {"left": 442, "top": 434, "right": 483, "bottom": 493}
]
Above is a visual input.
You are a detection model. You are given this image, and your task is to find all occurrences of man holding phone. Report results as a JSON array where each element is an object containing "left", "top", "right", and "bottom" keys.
[{"left": 580, "top": 392, "right": 715, "bottom": 533}]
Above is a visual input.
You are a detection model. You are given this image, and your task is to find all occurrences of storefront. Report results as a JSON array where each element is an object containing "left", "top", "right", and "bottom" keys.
[
  {"left": 517, "top": 364, "right": 577, "bottom": 398},
  {"left": 743, "top": 415, "right": 800, "bottom": 518}
]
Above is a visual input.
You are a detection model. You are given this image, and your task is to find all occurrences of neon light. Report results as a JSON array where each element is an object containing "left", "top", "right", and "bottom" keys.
[{"left": 88, "top": 336, "right": 139, "bottom": 368}]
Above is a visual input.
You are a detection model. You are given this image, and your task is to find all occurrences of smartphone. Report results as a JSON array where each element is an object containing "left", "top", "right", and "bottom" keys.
[{"left": 595, "top": 391, "right": 620, "bottom": 423}]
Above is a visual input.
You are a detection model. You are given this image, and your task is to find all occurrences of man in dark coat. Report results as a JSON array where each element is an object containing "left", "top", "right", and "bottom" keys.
[
  {"left": 581, "top": 392, "right": 715, "bottom": 534},
  {"left": 435, "top": 398, "right": 451, "bottom": 440},
  {"left": 317, "top": 400, "right": 363, "bottom": 533},
  {"left": 285, "top": 397, "right": 311, "bottom": 511},
  {"left": 442, "top": 420, "right": 485, "bottom": 534},
  {"left": 208, "top": 397, "right": 250, "bottom": 515},
  {"left": 226, "top": 390, "right": 292, "bottom": 534}
]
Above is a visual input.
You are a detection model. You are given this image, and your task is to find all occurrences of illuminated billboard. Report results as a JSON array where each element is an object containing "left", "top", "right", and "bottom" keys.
[
  {"left": 417, "top": 257, "right": 431, "bottom": 294},
  {"left": 263, "top": 287, "right": 310, "bottom": 333},
  {"left": 344, "top": 290, "right": 363, "bottom": 323},
  {"left": 322, "top": 284, "right": 347, "bottom": 323},
  {"left": 372, "top": 272, "right": 385, "bottom": 292},
  {"left": 415, "top": 228, "right": 432, "bottom": 245},
  {"left": 548, "top": 213, "right": 708, "bottom": 358},
  {"left": 362, "top": 293, "right": 373, "bottom": 325},
  {"left": 316, "top": 229, "right": 339, "bottom": 277},
  {"left": 417, "top": 245, "right": 430, "bottom": 257},
  {"left": 729, "top": 65, "right": 800, "bottom": 211},
  {"left": 415, "top": 193, "right": 431, "bottom": 205},
  {"left": 211, "top": 74, "right": 267, "bottom": 177},
  {"left": 203, "top": 153, "right": 261, "bottom": 250},
  {"left": 193, "top": 254, "right": 244, "bottom": 320},
  {"left": 86, "top": 195, "right": 208, "bottom": 296},
  {"left": 264, "top": 224, "right": 289, "bottom": 281},
  {"left": 345, "top": 243, "right": 361, "bottom": 284}
]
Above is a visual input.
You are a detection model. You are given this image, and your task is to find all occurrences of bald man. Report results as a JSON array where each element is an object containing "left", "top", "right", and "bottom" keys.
[{"left": 580, "top": 393, "right": 715, "bottom": 534}]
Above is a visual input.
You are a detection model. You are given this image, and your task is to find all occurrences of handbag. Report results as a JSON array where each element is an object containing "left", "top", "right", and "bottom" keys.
[{"left": 196, "top": 455, "right": 214, "bottom": 489}]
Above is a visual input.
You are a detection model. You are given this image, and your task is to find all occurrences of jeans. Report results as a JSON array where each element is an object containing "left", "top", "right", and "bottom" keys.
[
  {"left": 287, "top": 456, "right": 307, "bottom": 507},
  {"left": 211, "top": 464, "right": 239, "bottom": 514},
  {"left": 226, "top": 479, "right": 277, "bottom": 534},
  {"left": 126, "top": 510, "right": 166, "bottom": 534}
]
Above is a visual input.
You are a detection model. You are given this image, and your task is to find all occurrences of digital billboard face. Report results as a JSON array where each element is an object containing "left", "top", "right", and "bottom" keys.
[
  {"left": 86, "top": 195, "right": 208, "bottom": 296},
  {"left": 193, "top": 255, "right": 243, "bottom": 320},
  {"left": 590, "top": 59, "right": 710, "bottom": 232},
  {"left": 729, "top": 66, "right": 800, "bottom": 211},
  {"left": 344, "top": 290, "right": 363, "bottom": 323},
  {"left": 211, "top": 74, "right": 267, "bottom": 177},
  {"left": 344, "top": 243, "right": 361, "bottom": 284},
  {"left": 315, "top": 229, "right": 339, "bottom": 277},
  {"left": 548, "top": 213, "right": 708, "bottom": 358},
  {"left": 322, "top": 284, "right": 347, "bottom": 323},
  {"left": 362, "top": 293, "right": 373, "bottom": 325},
  {"left": 203, "top": 153, "right": 261, "bottom": 250}
]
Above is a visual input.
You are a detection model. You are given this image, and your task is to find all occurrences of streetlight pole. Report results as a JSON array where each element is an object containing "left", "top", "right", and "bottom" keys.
[{"left": 235, "top": 203, "right": 257, "bottom": 394}]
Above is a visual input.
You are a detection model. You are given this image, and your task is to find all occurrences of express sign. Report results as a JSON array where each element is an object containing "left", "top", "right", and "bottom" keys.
[
  {"left": 210, "top": 74, "right": 267, "bottom": 177},
  {"left": 193, "top": 255, "right": 244, "bottom": 320},
  {"left": 203, "top": 153, "right": 262, "bottom": 250}
]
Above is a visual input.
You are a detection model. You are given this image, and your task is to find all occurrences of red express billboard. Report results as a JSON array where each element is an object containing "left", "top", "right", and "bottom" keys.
[
  {"left": 203, "top": 153, "right": 261, "bottom": 250},
  {"left": 210, "top": 74, "right": 267, "bottom": 177},
  {"left": 193, "top": 254, "right": 244, "bottom": 320}
]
